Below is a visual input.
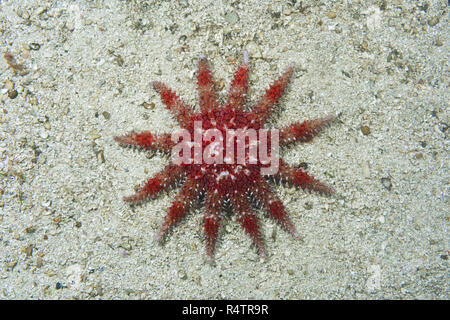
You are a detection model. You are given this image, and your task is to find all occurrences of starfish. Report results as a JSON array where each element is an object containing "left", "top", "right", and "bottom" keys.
[{"left": 115, "top": 51, "right": 336, "bottom": 262}]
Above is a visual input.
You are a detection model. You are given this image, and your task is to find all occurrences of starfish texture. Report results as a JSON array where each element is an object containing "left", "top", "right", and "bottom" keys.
[{"left": 115, "top": 51, "right": 336, "bottom": 262}]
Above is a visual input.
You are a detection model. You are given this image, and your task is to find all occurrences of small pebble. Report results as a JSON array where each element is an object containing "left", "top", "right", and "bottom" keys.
[
  {"left": 381, "top": 177, "right": 392, "bottom": 191},
  {"left": 89, "top": 130, "right": 101, "bottom": 141},
  {"left": 36, "top": 257, "right": 43, "bottom": 268},
  {"left": 25, "top": 226, "right": 36, "bottom": 233},
  {"left": 428, "top": 16, "right": 439, "bottom": 26},
  {"left": 46, "top": 269, "right": 56, "bottom": 277},
  {"left": 97, "top": 150, "right": 105, "bottom": 163},
  {"left": 29, "top": 43, "right": 40, "bottom": 50},
  {"left": 361, "top": 125, "right": 371, "bottom": 135},
  {"left": 328, "top": 11, "right": 337, "bottom": 19},
  {"left": 6, "top": 260, "right": 17, "bottom": 270},
  {"left": 283, "top": 8, "right": 292, "bottom": 16},
  {"left": 7, "top": 89, "right": 18, "bottom": 99},
  {"left": 247, "top": 41, "right": 262, "bottom": 58},
  {"left": 102, "top": 111, "right": 111, "bottom": 120},
  {"left": 23, "top": 245, "right": 33, "bottom": 257},
  {"left": 143, "top": 102, "right": 155, "bottom": 109},
  {"left": 270, "top": 225, "right": 277, "bottom": 240},
  {"left": 178, "top": 270, "right": 187, "bottom": 280},
  {"left": 286, "top": 186, "right": 296, "bottom": 194},
  {"left": 37, "top": 154, "right": 47, "bottom": 165},
  {"left": 362, "top": 161, "right": 370, "bottom": 178},
  {"left": 40, "top": 131, "right": 49, "bottom": 139},
  {"left": 361, "top": 40, "right": 368, "bottom": 51},
  {"left": 119, "top": 248, "right": 129, "bottom": 257},
  {"left": 5, "top": 79, "right": 14, "bottom": 90},
  {"left": 224, "top": 11, "right": 239, "bottom": 25},
  {"left": 16, "top": 8, "right": 30, "bottom": 20},
  {"left": 119, "top": 242, "right": 132, "bottom": 251},
  {"left": 225, "top": 224, "right": 233, "bottom": 233}
]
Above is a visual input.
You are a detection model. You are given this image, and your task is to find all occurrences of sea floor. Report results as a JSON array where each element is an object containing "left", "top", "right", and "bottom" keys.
[{"left": 0, "top": 0, "right": 448, "bottom": 299}]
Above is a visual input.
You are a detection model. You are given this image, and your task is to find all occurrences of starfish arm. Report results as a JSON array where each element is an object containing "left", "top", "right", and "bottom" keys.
[
  {"left": 123, "top": 164, "right": 186, "bottom": 203},
  {"left": 251, "top": 178, "right": 299, "bottom": 238},
  {"left": 114, "top": 131, "right": 174, "bottom": 153},
  {"left": 155, "top": 174, "right": 205, "bottom": 242},
  {"left": 250, "top": 62, "right": 295, "bottom": 125},
  {"left": 203, "top": 188, "right": 224, "bottom": 262},
  {"left": 226, "top": 50, "right": 249, "bottom": 110},
  {"left": 279, "top": 115, "right": 336, "bottom": 147},
  {"left": 197, "top": 56, "right": 219, "bottom": 112},
  {"left": 151, "top": 81, "right": 193, "bottom": 127},
  {"left": 230, "top": 194, "right": 265, "bottom": 259},
  {"left": 270, "top": 159, "right": 335, "bottom": 195}
]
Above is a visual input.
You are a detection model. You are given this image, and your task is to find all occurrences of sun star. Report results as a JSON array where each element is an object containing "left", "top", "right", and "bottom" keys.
[{"left": 115, "top": 51, "right": 336, "bottom": 262}]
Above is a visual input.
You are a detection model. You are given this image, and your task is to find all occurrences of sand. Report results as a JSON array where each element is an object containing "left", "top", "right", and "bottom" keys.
[{"left": 0, "top": 0, "right": 448, "bottom": 299}]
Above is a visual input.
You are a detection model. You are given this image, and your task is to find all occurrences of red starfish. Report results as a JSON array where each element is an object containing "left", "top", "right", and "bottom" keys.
[{"left": 115, "top": 51, "right": 335, "bottom": 262}]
